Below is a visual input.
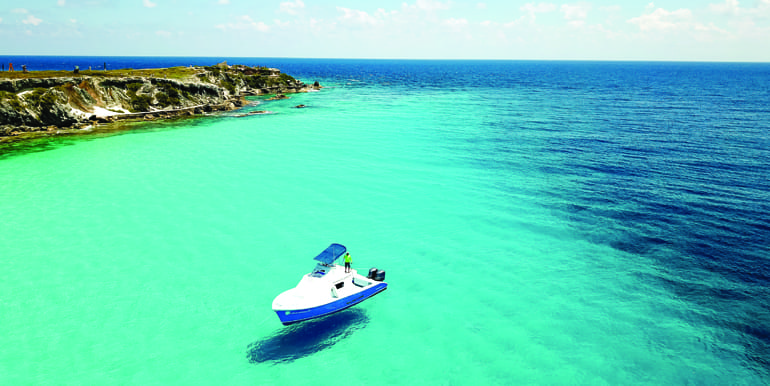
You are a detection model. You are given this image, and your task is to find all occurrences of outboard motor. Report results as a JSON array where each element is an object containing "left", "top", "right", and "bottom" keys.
[
  {"left": 368, "top": 267, "right": 378, "bottom": 280},
  {"left": 374, "top": 269, "right": 386, "bottom": 282}
]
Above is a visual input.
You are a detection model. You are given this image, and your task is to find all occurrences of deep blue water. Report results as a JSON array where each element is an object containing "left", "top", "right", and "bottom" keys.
[{"left": 1, "top": 56, "right": 769, "bottom": 383}]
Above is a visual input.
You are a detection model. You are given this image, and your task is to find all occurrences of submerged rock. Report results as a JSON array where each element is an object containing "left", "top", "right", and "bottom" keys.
[
  {"left": 234, "top": 110, "right": 270, "bottom": 117},
  {"left": 266, "top": 94, "right": 289, "bottom": 101}
]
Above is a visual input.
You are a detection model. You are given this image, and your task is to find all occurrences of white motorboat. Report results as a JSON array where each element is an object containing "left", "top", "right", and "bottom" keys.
[{"left": 271, "top": 244, "right": 387, "bottom": 325}]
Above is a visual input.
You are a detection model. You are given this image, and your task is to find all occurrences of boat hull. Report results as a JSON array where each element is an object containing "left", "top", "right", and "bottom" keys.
[{"left": 274, "top": 282, "right": 387, "bottom": 325}]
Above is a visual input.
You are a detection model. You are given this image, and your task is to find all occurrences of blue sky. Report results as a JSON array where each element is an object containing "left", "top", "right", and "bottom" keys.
[{"left": 1, "top": 1, "right": 768, "bottom": 61}]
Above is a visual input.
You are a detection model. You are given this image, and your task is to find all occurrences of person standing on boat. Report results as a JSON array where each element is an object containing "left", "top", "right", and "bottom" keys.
[{"left": 344, "top": 252, "right": 352, "bottom": 273}]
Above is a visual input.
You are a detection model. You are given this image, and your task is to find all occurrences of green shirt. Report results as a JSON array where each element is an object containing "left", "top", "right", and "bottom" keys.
[{"left": 344, "top": 254, "right": 352, "bottom": 263}]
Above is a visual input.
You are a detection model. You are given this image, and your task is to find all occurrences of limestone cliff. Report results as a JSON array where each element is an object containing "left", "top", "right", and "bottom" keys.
[{"left": 0, "top": 64, "right": 319, "bottom": 136}]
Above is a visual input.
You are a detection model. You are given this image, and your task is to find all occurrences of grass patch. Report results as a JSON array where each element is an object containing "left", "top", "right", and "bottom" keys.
[{"left": 0, "top": 67, "right": 200, "bottom": 80}]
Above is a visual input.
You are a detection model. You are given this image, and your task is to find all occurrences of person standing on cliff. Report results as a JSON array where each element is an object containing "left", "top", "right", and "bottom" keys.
[{"left": 344, "top": 252, "right": 352, "bottom": 273}]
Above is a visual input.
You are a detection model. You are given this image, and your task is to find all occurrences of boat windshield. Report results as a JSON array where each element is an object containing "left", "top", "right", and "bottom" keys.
[{"left": 310, "top": 263, "right": 330, "bottom": 278}]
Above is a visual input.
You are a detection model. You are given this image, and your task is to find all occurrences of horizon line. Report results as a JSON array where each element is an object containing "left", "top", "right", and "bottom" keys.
[{"left": 0, "top": 55, "right": 768, "bottom": 64}]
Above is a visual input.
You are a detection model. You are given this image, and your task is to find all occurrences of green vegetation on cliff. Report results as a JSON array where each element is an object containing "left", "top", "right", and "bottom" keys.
[
  {"left": 125, "top": 82, "right": 153, "bottom": 112},
  {"left": 155, "top": 84, "right": 181, "bottom": 108}
]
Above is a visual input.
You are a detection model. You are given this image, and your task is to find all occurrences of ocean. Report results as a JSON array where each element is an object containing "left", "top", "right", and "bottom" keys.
[{"left": 1, "top": 57, "right": 769, "bottom": 384}]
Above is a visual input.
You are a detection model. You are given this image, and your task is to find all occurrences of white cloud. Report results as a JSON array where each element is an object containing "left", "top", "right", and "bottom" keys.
[
  {"left": 308, "top": 18, "right": 321, "bottom": 30},
  {"left": 443, "top": 17, "right": 468, "bottom": 30},
  {"left": 216, "top": 15, "right": 270, "bottom": 31},
  {"left": 518, "top": 2, "right": 556, "bottom": 24},
  {"left": 336, "top": 7, "right": 382, "bottom": 27},
  {"left": 278, "top": 0, "right": 304, "bottom": 15},
  {"left": 477, "top": 3, "right": 487, "bottom": 10},
  {"left": 386, "top": 0, "right": 449, "bottom": 26},
  {"left": 403, "top": 0, "right": 450, "bottom": 12},
  {"left": 561, "top": 4, "right": 590, "bottom": 20},
  {"left": 709, "top": 0, "right": 770, "bottom": 17},
  {"left": 22, "top": 14, "right": 42, "bottom": 26},
  {"left": 218, "top": 0, "right": 230, "bottom": 4},
  {"left": 521, "top": 2, "right": 557, "bottom": 14},
  {"left": 11, "top": 8, "right": 28, "bottom": 14},
  {"left": 58, "top": 0, "right": 66, "bottom": 6},
  {"left": 709, "top": 0, "right": 740, "bottom": 15},
  {"left": 416, "top": 0, "right": 450, "bottom": 11},
  {"left": 503, "top": 17, "right": 526, "bottom": 28},
  {"left": 376, "top": 8, "right": 396, "bottom": 18},
  {"left": 274, "top": 19, "right": 291, "bottom": 28},
  {"left": 596, "top": 5, "right": 622, "bottom": 27},
  {"left": 627, "top": 6, "right": 728, "bottom": 38},
  {"left": 70, "top": 19, "right": 77, "bottom": 23},
  {"left": 706, "top": 0, "right": 770, "bottom": 39},
  {"left": 645, "top": 2, "right": 655, "bottom": 12},
  {"left": 599, "top": 5, "right": 621, "bottom": 13},
  {"left": 143, "top": 0, "right": 157, "bottom": 8},
  {"left": 628, "top": 7, "right": 693, "bottom": 31},
  {"left": 0, "top": 18, "right": 3, "bottom": 24}
]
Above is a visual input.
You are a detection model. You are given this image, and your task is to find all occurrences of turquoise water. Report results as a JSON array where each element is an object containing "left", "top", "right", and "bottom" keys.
[{"left": 1, "top": 60, "right": 769, "bottom": 384}]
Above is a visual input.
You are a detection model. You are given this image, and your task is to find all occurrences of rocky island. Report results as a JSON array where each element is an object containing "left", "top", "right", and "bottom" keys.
[{"left": 0, "top": 62, "right": 320, "bottom": 141}]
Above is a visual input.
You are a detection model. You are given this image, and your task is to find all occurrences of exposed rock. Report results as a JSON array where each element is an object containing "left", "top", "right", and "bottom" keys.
[
  {"left": 266, "top": 94, "right": 288, "bottom": 101},
  {"left": 235, "top": 110, "right": 270, "bottom": 117},
  {"left": 38, "top": 89, "right": 78, "bottom": 127},
  {"left": 0, "top": 65, "right": 321, "bottom": 139}
]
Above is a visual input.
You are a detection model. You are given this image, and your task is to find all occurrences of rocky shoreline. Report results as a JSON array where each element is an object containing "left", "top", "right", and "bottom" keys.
[{"left": 0, "top": 63, "right": 320, "bottom": 142}]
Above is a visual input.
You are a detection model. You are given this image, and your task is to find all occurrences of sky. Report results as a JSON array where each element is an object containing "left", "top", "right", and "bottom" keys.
[{"left": 0, "top": 0, "right": 768, "bottom": 61}]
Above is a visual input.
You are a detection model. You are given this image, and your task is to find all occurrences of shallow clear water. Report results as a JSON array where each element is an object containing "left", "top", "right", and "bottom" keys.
[{"left": 1, "top": 59, "right": 769, "bottom": 384}]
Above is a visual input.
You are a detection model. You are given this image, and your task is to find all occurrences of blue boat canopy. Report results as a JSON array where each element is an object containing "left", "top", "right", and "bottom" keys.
[{"left": 313, "top": 243, "right": 347, "bottom": 265}]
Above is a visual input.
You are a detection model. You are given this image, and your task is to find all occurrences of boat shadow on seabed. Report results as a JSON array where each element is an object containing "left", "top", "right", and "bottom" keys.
[{"left": 246, "top": 308, "right": 370, "bottom": 364}]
